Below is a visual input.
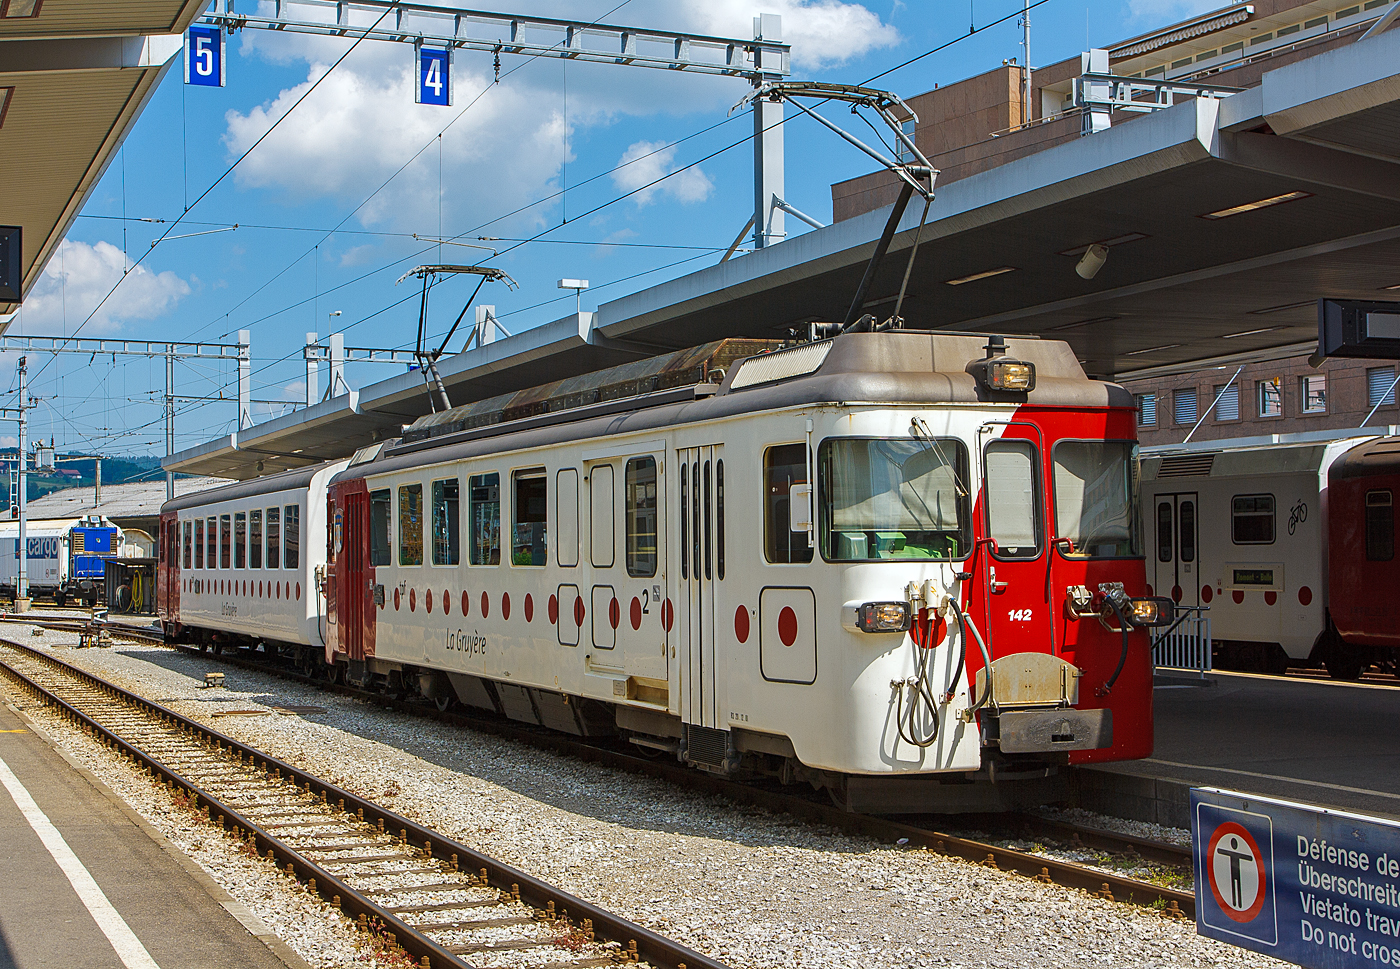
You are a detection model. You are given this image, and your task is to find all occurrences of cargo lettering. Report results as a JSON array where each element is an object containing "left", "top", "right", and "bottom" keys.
[{"left": 447, "top": 629, "right": 486, "bottom": 657}]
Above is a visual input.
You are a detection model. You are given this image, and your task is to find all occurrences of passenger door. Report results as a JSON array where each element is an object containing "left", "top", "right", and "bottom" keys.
[
  {"left": 158, "top": 512, "right": 180, "bottom": 622},
  {"left": 979, "top": 435, "right": 1051, "bottom": 654},
  {"left": 677, "top": 445, "right": 722, "bottom": 727},
  {"left": 1153, "top": 492, "right": 1199, "bottom": 606},
  {"left": 340, "top": 489, "right": 371, "bottom": 660}
]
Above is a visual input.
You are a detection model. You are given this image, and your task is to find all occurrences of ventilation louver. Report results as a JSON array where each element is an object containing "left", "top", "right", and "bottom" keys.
[{"left": 1157, "top": 454, "right": 1215, "bottom": 477}]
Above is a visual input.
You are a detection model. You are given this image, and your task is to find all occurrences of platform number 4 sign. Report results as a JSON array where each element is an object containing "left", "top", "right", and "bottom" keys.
[
  {"left": 185, "top": 25, "right": 225, "bottom": 88},
  {"left": 417, "top": 46, "right": 451, "bottom": 106}
]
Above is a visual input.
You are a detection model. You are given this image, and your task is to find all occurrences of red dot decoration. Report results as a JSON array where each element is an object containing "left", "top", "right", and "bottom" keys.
[
  {"left": 409, "top": 588, "right": 417, "bottom": 612},
  {"left": 502, "top": 592, "right": 511, "bottom": 621},
  {"left": 1201, "top": 585, "right": 1213, "bottom": 604},
  {"left": 1171, "top": 585, "right": 1183, "bottom": 604},
  {"left": 276, "top": 583, "right": 281, "bottom": 600},
  {"left": 662, "top": 598, "right": 674, "bottom": 632},
  {"left": 734, "top": 605, "right": 750, "bottom": 643},
  {"left": 481, "top": 591, "right": 490, "bottom": 618},
  {"left": 296, "top": 583, "right": 301, "bottom": 600},
  {"left": 573, "top": 596, "right": 586, "bottom": 628},
  {"left": 1264, "top": 591, "right": 1277, "bottom": 606},
  {"left": 1299, "top": 586, "right": 1313, "bottom": 606},
  {"left": 548, "top": 594, "right": 559, "bottom": 624},
  {"left": 524, "top": 594, "right": 534, "bottom": 622},
  {"left": 1232, "top": 590, "right": 1245, "bottom": 604},
  {"left": 609, "top": 597, "right": 620, "bottom": 630},
  {"left": 442, "top": 590, "right": 451, "bottom": 616},
  {"left": 394, "top": 587, "right": 401, "bottom": 610},
  {"left": 778, "top": 606, "right": 799, "bottom": 647},
  {"left": 631, "top": 597, "right": 643, "bottom": 631},
  {"left": 1145, "top": 583, "right": 1154, "bottom": 597},
  {"left": 462, "top": 590, "right": 470, "bottom": 616},
  {"left": 425, "top": 589, "right": 433, "bottom": 614}
]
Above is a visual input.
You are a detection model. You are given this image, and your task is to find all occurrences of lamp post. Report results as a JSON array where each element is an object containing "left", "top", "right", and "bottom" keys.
[{"left": 558, "top": 279, "right": 589, "bottom": 315}]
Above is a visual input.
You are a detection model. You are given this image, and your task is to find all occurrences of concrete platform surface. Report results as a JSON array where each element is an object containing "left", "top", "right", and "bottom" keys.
[
  {"left": 1074, "top": 671, "right": 1400, "bottom": 827},
  {"left": 0, "top": 702, "right": 302, "bottom": 969}
]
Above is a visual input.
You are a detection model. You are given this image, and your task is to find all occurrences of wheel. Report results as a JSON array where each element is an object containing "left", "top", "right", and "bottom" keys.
[
  {"left": 1326, "top": 646, "right": 1368, "bottom": 681},
  {"left": 323, "top": 662, "right": 342, "bottom": 685},
  {"left": 434, "top": 695, "right": 454, "bottom": 713}
]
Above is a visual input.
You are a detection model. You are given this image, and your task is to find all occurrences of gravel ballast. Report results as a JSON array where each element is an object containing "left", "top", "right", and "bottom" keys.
[{"left": 6, "top": 626, "right": 1287, "bottom": 969}]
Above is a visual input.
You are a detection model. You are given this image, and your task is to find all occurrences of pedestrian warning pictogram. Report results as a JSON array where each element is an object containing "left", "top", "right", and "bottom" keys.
[
  {"left": 1194, "top": 798, "right": 1277, "bottom": 947},
  {"left": 1207, "top": 822, "right": 1266, "bottom": 922}
]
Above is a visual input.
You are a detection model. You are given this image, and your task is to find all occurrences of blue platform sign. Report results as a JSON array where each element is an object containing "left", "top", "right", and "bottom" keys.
[
  {"left": 185, "top": 25, "right": 225, "bottom": 88},
  {"left": 417, "top": 46, "right": 451, "bottom": 106},
  {"left": 1193, "top": 788, "right": 1400, "bottom": 967}
]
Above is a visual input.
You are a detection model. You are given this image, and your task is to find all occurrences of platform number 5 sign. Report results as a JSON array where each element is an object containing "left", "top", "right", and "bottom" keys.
[
  {"left": 185, "top": 25, "right": 225, "bottom": 88},
  {"left": 417, "top": 46, "right": 451, "bottom": 106}
]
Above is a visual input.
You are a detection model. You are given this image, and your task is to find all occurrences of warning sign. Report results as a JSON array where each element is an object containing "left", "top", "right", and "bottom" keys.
[{"left": 1193, "top": 789, "right": 1400, "bottom": 968}]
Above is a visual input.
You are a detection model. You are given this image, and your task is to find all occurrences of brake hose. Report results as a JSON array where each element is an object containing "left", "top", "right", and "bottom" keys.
[
  {"left": 1102, "top": 597, "right": 1131, "bottom": 696},
  {"left": 948, "top": 598, "right": 995, "bottom": 714},
  {"left": 895, "top": 624, "right": 940, "bottom": 748}
]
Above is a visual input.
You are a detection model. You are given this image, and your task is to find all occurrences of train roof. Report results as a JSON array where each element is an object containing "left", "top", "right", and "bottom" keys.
[
  {"left": 0, "top": 517, "right": 115, "bottom": 538},
  {"left": 336, "top": 332, "right": 1127, "bottom": 481},
  {"left": 162, "top": 462, "right": 342, "bottom": 514},
  {"left": 1329, "top": 436, "right": 1400, "bottom": 481}
]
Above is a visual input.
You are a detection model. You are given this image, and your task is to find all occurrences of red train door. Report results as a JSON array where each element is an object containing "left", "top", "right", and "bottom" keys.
[
  {"left": 978, "top": 432, "right": 1053, "bottom": 655},
  {"left": 337, "top": 487, "right": 372, "bottom": 661},
  {"left": 158, "top": 511, "right": 180, "bottom": 626}
]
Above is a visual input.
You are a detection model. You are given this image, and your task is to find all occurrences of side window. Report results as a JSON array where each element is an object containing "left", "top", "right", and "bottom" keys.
[
  {"left": 984, "top": 439, "right": 1041, "bottom": 558},
  {"left": 512, "top": 470, "right": 548, "bottom": 566},
  {"left": 250, "top": 510, "right": 263, "bottom": 569},
  {"left": 195, "top": 519, "right": 204, "bottom": 569},
  {"left": 716, "top": 458, "right": 725, "bottom": 580},
  {"left": 234, "top": 512, "right": 247, "bottom": 568},
  {"left": 1179, "top": 500, "right": 1196, "bottom": 562},
  {"left": 220, "top": 514, "right": 231, "bottom": 569},
  {"left": 1231, "top": 495, "right": 1275, "bottom": 544},
  {"left": 626, "top": 456, "right": 657, "bottom": 578},
  {"left": 469, "top": 473, "right": 501, "bottom": 565},
  {"left": 266, "top": 507, "right": 280, "bottom": 569},
  {"left": 207, "top": 517, "right": 217, "bottom": 569},
  {"left": 556, "top": 469, "right": 579, "bottom": 568},
  {"left": 431, "top": 478, "right": 460, "bottom": 566},
  {"left": 398, "top": 484, "right": 423, "bottom": 566},
  {"left": 182, "top": 521, "right": 192, "bottom": 569},
  {"left": 680, "top": 460, "right": 689, "bottom": 579},
  {"left": 1156, "top": 502, "right": 1172, "bottom": 563},
  {"left": 284, "top": 504, "right": 300, "bottom": 570},
  {"left": 764, "top": 443, "right": 814, "bottom": 564},
  {"left": 590, "top": 464, "right": 615, "bottom": 569},
  {"left": 1367, "top": 490, "right": 1394, "bottom": 562},
  {"left": 370, "top": 489, "right": 391, "bottom": 567}
]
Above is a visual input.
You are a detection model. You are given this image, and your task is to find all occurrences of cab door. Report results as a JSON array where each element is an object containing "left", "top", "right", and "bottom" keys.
[
  {"left": 1153, "top": 492, "right": 1199, "bottom": 606},
  {"left": 979, "top": 435, "right": 1051, "bottom": 653},
  {"left": 677, "top": 445, "right": 722, "bottom": 727}
]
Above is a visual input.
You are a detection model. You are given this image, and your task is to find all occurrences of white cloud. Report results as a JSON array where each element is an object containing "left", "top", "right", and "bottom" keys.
[
  {"left": 15, "top": 240, "right": 191, "bottom": 335},
  {"left": 611, "top": 141, "right": 713, "bottom": 206},
  {"left": 1124, "top": 0, "right": 1223, "bottom": 23},
  {"left": 338, "top": 244, "right": 377, "bottom": 267},
  {"left": 221, "top": 1, "right": 896, "bottom": 233}
]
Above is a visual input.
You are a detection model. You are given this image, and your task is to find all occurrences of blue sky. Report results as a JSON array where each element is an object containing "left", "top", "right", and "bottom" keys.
[{"left": 3, "top": 0, "right": 1217, "bottom": 457}]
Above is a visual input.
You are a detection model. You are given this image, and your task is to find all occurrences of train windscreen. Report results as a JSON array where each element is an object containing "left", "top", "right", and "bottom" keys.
[{"left": 1051, "top": 441, "right": 1141, "bottom": 558}]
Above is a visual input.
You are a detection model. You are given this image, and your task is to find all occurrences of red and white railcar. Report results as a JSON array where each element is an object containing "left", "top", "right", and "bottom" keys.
[{"left": 309, "top": 332, "right": 1163, "bottom": 811}]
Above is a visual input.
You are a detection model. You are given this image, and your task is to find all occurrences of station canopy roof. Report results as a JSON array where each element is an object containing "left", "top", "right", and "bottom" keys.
[
  {"left": 0, "top": 0, "right": 204, "bottom": 319},
  {"left": 168, "top": 25, "right": 1400, "bottom": 480}
]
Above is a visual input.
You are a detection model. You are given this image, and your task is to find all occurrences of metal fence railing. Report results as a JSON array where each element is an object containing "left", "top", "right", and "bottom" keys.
[{"left": 1152, "top": 606, "right": 1212, "bottom": 676}]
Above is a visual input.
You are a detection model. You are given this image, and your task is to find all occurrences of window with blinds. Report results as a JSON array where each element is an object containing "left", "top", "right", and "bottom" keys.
[
  {"left": 1137, "top": 394, "right": 1157, "bottom": 426},
  {"left": 1369, "top": 367, "right": 1398, "bottom": 408},
  {"left": 1215, "top": 383, "right": 1240, "bottom": 421},
  {"left": 1173, "top": 388, "right": 1198, "bottom": 425}
]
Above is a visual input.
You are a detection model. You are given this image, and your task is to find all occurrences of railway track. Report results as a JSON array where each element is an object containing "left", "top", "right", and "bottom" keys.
[
  {"left": 0, "top": 636, "right": 725, "bottom": 969},
  {"left": 9, "top": 614, "right": 1197, "bottom": 919}
]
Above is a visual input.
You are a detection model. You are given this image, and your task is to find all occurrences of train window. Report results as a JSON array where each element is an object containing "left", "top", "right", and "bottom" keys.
[
  {"left": 625, "top": 457, "right": 657, "bottom": 577},
  {"left": 285, "top": 504, "right": 301, "bottom": 570},
  {"left": 220, "top": 515, "right": 231, "bottom": 569},
  {"left": 692, "top": 461, "right": 701, "bottom": 576},
  {"left": 369, "top": 489, "right": 391, "bottom": 567},
  {"left": 207, "top": 517, "right": 217, "bottom": 569},
  {"left": 704, "top": 460, "right": 713, "bottom": 580},
  {"left": 1051, "top": 441, "right": 1141, "bottom": 558},
  {"left": 764, "top": 444, "right": 814, "bottom": 564},
  {"left": 1179, "top": 500, "right": 1196, "bottom": 562},
  {"left": 469, "top": 473, "right": 501, "bottom": 565},
  {"left": 513, "top": 471, "right": 548, "bottom": 567},
  {"left": 235, "top": 513, "right": 247, "bottom": 568},
  {"left": 716, "top": 459, "right": 725, "bottom": 580},
  {"left": 1156, "top": 503, "right": 1172, "bottom": 563},
  {"left": 1367, "top": 491, "right": 1394, "bottom": 562},
  {"left": 182, "top": 521, "right": 192, "bottom": 570},
  {"left": 680, "top": 461, "right": 689, "bottom": 579},
  {"left": 398, "top": 485, "right": 424, "bottom": 566},
  {"left": 820, "top": 438, "right": 970, "bottom": 561},
  {"left": 556, "top": 469, "right": 579, "bottom": 568},
  {"left": 431, "top": 478, "right": 460, "bottom": 566},
  {"left": 1231, "top": 495, "right": 1275, "bottom": 544},
  {"left": 195, "top": 519, "right": 204, "bottom": 569},
  {"left": 266, "top": 507, "right": 280, "bottom": 570},
  {"left": 250, "top": 510, "right": 263, "bottom": 569},
  {"left": 984, "top": 440, "right": 1041, "bottom": 559},
  {"left": 590, "top": 464, "right": 615, "bottom": 569}
]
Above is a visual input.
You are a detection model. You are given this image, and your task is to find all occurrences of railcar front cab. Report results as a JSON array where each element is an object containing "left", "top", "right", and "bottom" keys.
[{"left": 802, "top": 337, "right": 1169, "bottom": 792}]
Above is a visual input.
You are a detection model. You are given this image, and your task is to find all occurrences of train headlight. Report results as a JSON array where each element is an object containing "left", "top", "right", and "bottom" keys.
[
  {"left": 985, "top": 360, "right": 1036, "bottom": 391},
  {"left": 1126, "top": 597, "right": 1174, "bottom": 627},
  {"left": 856, "top": 601, "right": 912, "bottom": 633}
]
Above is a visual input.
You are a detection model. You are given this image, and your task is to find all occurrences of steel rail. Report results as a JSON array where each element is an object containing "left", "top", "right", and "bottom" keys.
[
  {"left": 0, "top": 637, "right": 728, "bottom": 969},
  {"left": 79, "top": 623, "right": 1200, "bottom": 919}
]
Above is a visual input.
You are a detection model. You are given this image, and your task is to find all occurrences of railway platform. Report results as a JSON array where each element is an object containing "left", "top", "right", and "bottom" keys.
[
  {"left": 0, "top": 701, "right": 306, "bottom": 969},
  {"left": 1071, "top": 670, "right": 1400, "bottom": 828}
]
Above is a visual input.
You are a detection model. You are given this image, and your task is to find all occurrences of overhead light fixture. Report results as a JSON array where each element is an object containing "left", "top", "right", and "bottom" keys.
[
  {"left": 1382, "top": 283, "right": 1400, "bottom": 291},
  {"left": 1076, "top": 244, "right": 1109, "bottom": 280},
  {"left": 1047, "top": 316, "right": 1118, "bottom": 331},
  {"left": 1124, "top": 344, "right": 1181, "bottom": 355},
  {"left": 1059, "top": 233, "right": 1149, "bottom": 257},
  {"left": 945, "top": 266, "right": 1016, "bottom": 286},
  {"left": 1222, "top": 325, "right": 1286, "bottom": 339},
  {"left": 1249, "top": 299, "right": 1314, "bottom": 315},
  {"left": 1199, "top": 191, "right": 1312, "bottom": 220}
]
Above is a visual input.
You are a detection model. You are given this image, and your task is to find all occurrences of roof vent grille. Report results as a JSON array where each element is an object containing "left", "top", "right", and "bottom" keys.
[
  {"left": 1158, "top": 454, "right": 1215, "bottom": 477},
  {"left": 729, "top": 340, "right": 834, "bottom": 390}
]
